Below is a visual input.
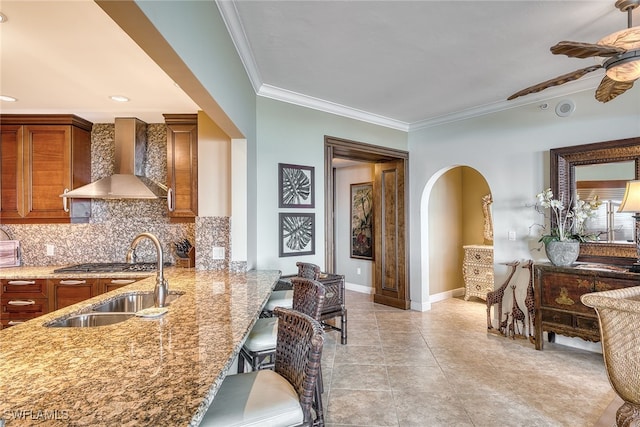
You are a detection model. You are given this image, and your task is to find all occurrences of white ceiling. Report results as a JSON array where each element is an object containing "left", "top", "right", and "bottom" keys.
[{"left": 1, "top": 1, "right": 638, "bottom": 129}]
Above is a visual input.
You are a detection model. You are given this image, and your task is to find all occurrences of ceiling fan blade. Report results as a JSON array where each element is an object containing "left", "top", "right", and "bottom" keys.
[
  {"left": 551, "top": 41, "right": 625, "bottom": 58},
  {"left": 595, "top": 75, "right": 635, "bottom": 102},
  {"left": 507, "top": 65, "right": 602, "bottom": 101}
]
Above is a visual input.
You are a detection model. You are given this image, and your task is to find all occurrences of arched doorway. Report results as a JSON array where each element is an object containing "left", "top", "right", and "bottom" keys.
[{"left": 420, "top": 166, "right": 492, "bottom": 309}]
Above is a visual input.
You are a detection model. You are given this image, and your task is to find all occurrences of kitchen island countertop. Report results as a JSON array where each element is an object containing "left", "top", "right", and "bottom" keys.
[{"left": 0, "top": 268, "right": 280, "bottom": 426}]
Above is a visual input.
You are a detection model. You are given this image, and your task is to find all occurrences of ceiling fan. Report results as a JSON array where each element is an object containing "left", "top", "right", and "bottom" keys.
[{"left": 508, "top": 0, "right": 640, "bottom": 103}]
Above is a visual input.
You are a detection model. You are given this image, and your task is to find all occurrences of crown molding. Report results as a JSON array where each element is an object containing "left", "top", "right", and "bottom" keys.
[
  {"left": 258, "top": 84, "right": 410, "bottom": 131},
  {"left": 216, "top": 0, "right": 261, "bottom": 93}
]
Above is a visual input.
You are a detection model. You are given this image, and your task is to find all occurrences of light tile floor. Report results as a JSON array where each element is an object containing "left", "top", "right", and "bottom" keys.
[{"left": 319, "top": 290, "right": 616, "bottom": 427}]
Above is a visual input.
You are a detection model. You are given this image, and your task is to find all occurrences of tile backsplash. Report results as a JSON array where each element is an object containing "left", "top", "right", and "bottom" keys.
[{"left": 0, "top": 122, "right": 236, "bottom": 270}]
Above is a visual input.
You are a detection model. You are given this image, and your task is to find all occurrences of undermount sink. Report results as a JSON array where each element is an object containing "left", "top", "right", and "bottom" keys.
[
  {"left": 92, "top": 291, "right": 182, "bottom": 313},
  {"left": 45, "top": 291, "right": 183, "bottom": 327},
  {"left": 46, "top": 312, "right": 135, "bottom": 328}
]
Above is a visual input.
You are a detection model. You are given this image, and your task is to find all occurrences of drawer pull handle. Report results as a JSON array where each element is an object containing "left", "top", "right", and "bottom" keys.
[
  {"left": 59, "top": 280, "right": 86, "bottom": 285},
  {"left": 7, "top": 320, "right": 24, "bottom": 325},
  {"left": 326, "top": 291, "right": 335, "bottom": 299},
  {"left": 167, "top": 188, "right": 175, "bottom": 212},
  {"left": 7, "top": 280, "right": 36, "bottom": 286},
  {"left": 8, "top": 300, "right": 35, "bottom": 306},
  {"left": 109, "top": 279, "right": 136, "bottom": 285},
  {"left": 62, "top": 188, "right": 69, "bottom": 213}
]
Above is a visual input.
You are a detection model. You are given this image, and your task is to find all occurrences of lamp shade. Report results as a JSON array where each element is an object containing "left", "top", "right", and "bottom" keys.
[{"left": 618, "top": 180, "right": 640, "bottom": 212}]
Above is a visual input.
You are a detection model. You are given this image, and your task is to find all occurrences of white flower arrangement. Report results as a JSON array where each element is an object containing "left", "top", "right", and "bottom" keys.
[{"left": 535, "top": 188, "right": 602, "bottom": 243}]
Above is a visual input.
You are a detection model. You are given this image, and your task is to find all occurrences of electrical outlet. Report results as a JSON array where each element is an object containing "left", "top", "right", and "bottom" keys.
[
  {"left": 508, "top": 231, "right": 516, "bottom": 241},
  {"left": 356, "top": 267, "right": 361, "bottom": 275},
  {"left": 46, "top": 244, "right": 55, "bottom": 256},
  {"left": 212, "top": 247, "right": 225, "bottom": 260}
]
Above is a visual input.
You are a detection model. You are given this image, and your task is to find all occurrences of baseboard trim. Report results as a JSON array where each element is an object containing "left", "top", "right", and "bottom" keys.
[
  {"left": 345, "top": 282, "right": 374, "bottom": 294},
  {"left": 430, "top": 287, "right": 465, "bottom": 303}
]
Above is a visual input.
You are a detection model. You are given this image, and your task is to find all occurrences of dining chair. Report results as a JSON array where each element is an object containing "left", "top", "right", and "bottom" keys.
[{"left": 200, "top": 307, "right": 325, "bottom": 427}]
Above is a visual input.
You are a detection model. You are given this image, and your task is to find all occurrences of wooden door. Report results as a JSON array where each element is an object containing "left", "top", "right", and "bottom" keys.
[{"left": 373, "top": 160, "right": 409, "bottom": 309}]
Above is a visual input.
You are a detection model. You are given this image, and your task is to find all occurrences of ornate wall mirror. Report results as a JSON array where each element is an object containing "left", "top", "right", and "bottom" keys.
[{"left": 551, "top": 136, "right": 640, "bottom": 264}]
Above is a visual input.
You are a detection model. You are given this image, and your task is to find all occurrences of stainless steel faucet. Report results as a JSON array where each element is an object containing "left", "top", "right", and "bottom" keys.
[{"left": 126, "top": 232, "right": 168, "bottom": 308}]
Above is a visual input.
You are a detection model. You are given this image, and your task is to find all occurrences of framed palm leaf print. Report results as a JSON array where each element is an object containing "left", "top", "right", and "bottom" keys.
[
  {"left": 279, "top": 212, "right": 315, "bottom": 257},
  {"left": 278, "top": 163, "right": 314, "bottom": 208}
]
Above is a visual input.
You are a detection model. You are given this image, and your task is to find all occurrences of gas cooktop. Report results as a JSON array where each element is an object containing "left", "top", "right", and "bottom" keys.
[{"left": 54, "top": 262, "right": 159, "bottom": 274}]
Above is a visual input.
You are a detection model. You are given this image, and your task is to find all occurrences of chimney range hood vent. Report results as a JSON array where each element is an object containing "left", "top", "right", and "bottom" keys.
[{"left": 61, "top": 118, "right": 168, "bottom": 200}]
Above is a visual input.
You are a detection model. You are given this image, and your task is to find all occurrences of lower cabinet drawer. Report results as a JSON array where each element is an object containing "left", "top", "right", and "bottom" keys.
[
  {"left": 0, "top": 279, "right": 49, "bottom": 328},
  {"left": 576, "top": 315, "right": 600, "bottom": 333},
  {"left": 1, "top": 312, "right": 45, "bottom": 328},
  {"left": 319, "top": 275, "right": 345, "bottom": 313},
  {"left": 541, "top": 308, "right": 573, "bottom": 327},
  {"left": 1, "top": 278, "right": 48, "bottom": 298},
  {"left": 1, "top": 297, "right": 48, "bottom": 317}
]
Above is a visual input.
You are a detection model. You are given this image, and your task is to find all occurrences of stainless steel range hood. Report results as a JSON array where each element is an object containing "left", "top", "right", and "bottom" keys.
[{"left": 61, "top": 118, "right": 168, "bottom": 200}]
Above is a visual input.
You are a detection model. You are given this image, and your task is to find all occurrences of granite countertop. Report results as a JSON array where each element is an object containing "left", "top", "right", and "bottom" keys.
[{"left": 0, "top": 267, "right": 281, "bottom": 426}]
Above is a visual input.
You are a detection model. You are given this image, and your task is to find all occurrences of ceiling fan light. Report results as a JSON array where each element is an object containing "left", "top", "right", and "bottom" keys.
[
  {"left": 605, "top": 50, "right": 640, "bottom": 81},
  {"left": 606, "top": 62, "right": 640, "bottom": 81},
  {"left": 597, "top": 26, "right": 640, "bottom": 50}
]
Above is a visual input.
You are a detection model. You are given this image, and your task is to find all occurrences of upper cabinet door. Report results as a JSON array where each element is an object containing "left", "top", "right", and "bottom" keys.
[
  {"left": 0, "top": 125, "right": 26, "bottom": 219},
  {"left": 0, "top": 115, "right": 92, "bottom": 224},
  {"left": 24, "top": 124, "right": 72, "bottom": 218},
  {"left": 165, "top": 114, "right": 198, "bottom": 222}
]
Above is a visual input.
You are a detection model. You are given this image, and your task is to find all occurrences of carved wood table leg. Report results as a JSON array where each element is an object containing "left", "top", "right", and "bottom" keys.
[{"left": 617, "top": 402, "right": 640, "bottom": 427}]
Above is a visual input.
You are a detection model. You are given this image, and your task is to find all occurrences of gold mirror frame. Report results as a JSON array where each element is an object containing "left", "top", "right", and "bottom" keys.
[{"left": 551, "top": 136, "right": 640, "bottom": 265}]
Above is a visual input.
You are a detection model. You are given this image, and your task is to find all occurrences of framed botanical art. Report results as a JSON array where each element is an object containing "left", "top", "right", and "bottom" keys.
[
  {"left": 279, "top": 212, "right": 315, "bottom": 257},
  {"left": 278, "top": 163, "right": 314, "bottom": 208},
  {"left": 350, "top": 182, "right": 374, "bottom": 260}
]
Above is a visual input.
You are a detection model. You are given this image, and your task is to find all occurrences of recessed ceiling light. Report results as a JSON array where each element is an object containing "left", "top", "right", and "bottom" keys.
[
  {"left": 0, "top": 13, "right": 7, "bottom": 23},
  {"left": 0, "top": 95, "right": 17, "bottom": 102},
  {"left": 110, "top": 95, "right": 129, "bottom": 102}
]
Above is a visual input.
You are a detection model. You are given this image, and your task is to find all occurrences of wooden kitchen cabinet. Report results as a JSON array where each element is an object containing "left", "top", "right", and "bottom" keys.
[
  {"left": 51, "top": 277, "right": 99, "bottom": 311},
  {"left": 534, "top": 263, "right": 640, "bottom": 350},
  {"left": 0, "top": 114, "right": 92, "bottom": 224},
  {"left": 0, "top": 278, "right": 49, "bottom": 329},
  {"left": 99, "top": 276, "right": 146, "bottom": 294},
  {"left": 164, "top": 114, "right": 197, "bottom": 222}
]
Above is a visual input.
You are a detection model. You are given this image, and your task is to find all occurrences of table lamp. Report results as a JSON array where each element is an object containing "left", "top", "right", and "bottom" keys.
[{"left": 618, "top": 180, "right": 640, "bottom": 272}]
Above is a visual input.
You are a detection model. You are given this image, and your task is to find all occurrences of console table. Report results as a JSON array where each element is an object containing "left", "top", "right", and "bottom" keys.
[
  {"left": 279, "top": 272, "right": 347, "bottom": 344},
  {"left": 534, "top": 262, "right": 639, "bottom": 350}
]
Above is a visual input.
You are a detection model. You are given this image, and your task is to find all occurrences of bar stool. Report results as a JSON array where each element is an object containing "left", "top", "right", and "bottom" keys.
[
  {"left": 201, "top": 307, "right": 325, "bottom": 427},
  {"left": 261, "top": 262, "right": 321, "bottom": 317},
  {"left": 239, "top": 277, "right": 325, "bottom": 373}
]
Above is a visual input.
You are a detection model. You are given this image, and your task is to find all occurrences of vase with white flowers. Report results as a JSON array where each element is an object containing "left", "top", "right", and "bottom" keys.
[{"left": 535, "top": 188, "right": 602, "bottom": 266}]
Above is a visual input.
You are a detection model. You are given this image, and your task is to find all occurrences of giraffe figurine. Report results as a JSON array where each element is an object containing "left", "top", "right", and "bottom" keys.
[
  {"left": 499, "top": 313, "right": 510, "bottom": 336},
  {"left": 486, "top": 260, "right": 520, "bottom": 333},
  {"left": 509, "top": 284, "right": 526, "bottom": 339},
  {"left": 522, "top": 260, "right": 536, "bottom": 344}
]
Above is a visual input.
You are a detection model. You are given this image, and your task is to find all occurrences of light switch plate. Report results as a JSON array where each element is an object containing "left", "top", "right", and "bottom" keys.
[{"left": 212, "top": 247, "right": 225, "bottom": 260}]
